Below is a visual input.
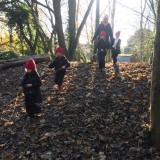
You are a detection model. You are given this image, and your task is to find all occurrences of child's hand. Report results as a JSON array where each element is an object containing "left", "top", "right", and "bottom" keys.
[
  {"left": 62, "top": 66, "right": 66, "bottom": 69},
  {"left": 26, "top": 84, "right": 32, "bottom": 87},
  {"left": 19, "top": 86, "right": 23, "bottom": 91}
]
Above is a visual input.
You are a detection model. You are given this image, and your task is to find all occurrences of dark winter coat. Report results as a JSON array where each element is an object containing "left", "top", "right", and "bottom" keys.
[
  {"left": 112, "top": 38, "right": 121, "bottom": 55},
  {"left": 93, "top": 22, "right": 114, "bottom": 49},
  {"left": 20, "top": 70, "right": 42, "bottom": 103},
  {"left": 97, "top": 39, "right": 107, "bottom": 53},
  {"left": 48, "top": 56, "right": 70, "bottom": 71},
  {"left": 49, "top": 56, "right": 70, "bottom": 85}
]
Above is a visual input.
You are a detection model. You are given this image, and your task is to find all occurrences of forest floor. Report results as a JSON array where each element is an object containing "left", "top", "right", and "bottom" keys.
[{"left": 0, "top": 62, "right": 159, "bottom": 160}]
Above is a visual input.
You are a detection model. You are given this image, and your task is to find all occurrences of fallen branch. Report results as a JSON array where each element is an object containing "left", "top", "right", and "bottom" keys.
[{"left": 0, "top": 55, "right": 50, "bottom": 70}]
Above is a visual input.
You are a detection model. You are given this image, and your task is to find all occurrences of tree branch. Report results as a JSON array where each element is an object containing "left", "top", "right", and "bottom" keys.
[
  {"left": 31, "top": 0, "right": 55, "bottom": 14},
  {"left": 116, "top": 1, "right": 155, "bottom": 24}
]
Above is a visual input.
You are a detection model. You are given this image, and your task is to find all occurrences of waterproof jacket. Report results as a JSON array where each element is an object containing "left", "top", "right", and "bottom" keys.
[
  {"left": 48, "top": 56, "right": 70, "bottom": 71},
  {"left": 93, "top": 22, "right": 114, "bottom": 49},
  {"left": 20, "top": 70, "right": 42, "bottom": 103}
]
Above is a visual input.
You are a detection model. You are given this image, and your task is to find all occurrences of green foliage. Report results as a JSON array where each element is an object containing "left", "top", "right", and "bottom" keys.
[
  {"left": 6, "top": 4, "right": 30, "bottom": 30},
  {"left": 127, "top": 28, "right": 154, "bottom": 62},
  {"left": 5, "top": 3, "right": 44, "bottom": 55},
  {"left": 0, "top": 51, "right": 19, "bottom": 60},
  {"left": 124, "top": 47, "right": 132, "bottom": 54},
  {"left": 74, "top": 46, "right": 87, "bottom": 63},
  {"left": 80, "top": 52, "right": 87, "bottom": 63}
]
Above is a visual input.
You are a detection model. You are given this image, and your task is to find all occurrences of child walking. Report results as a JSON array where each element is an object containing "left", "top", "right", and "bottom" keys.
[
  {"left": 112, "top": 31, "right": 121, "bottom": 66},
  {"left": 49, "top": 47, "right": 70, "bottom": 92},
  {"left": 97, "top": 30, "right": 107, "bottom": 72},
  {"left": 19, "top": 58, "right": 42, "bottom": 118}
]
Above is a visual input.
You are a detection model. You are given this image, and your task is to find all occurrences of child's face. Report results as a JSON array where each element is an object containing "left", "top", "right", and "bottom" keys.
[
  {"left": 25, "top": 68, "right": 32, "bottom": 73},
  {"left": 116, "top": 34, "right": 120, "bottom": 38},
  {"left": 57, "top": 52, "right": 63, "bottom": 57}
]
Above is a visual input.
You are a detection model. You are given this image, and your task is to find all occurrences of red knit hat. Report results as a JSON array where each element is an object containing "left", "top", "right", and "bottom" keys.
[
  {"left": 115, "top": 31, "right": 121, "bottom": 36},
  {"left": 24, "top": 58, "right": 36, "bottom": 70},
  {"left": 56, "top": 47, "right": 64, "bottom": 54},
  {"left": 100, "top": 30, "right": 107, "bottom": 37}
]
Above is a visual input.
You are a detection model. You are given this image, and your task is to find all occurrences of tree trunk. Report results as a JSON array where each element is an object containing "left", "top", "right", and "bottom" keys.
[
  {"left": 151, "top": 0, "right": 160, "bottom": 149},
  {"left": 53, "top": 0, "right": 67, "bottom": 54},
  {"left": 111, "top": 0, "right": 116, "bottom": 33},
  {"left": 76, "top": 0, "right": 80, "bottom": 28},
  {"left": 68, "top": 0, "right": 76, "bottom": 60},
  {"left": 140, "top": 0, "right": 147, "bottom": 61},
  {"left": 19, "top": 25, "right": 36, "bottom": 54},
  {"left": 95, "top": 0, "right": 100, "bottom": 32},
  {"left": 69, "top": 0, "right": 95, "bottom": 60},
  {"left": 140, "top": 0, "right": 143, "bottom": 61},
  {"left": 93, "top": 0, "right": 100, "bottom": 62}
]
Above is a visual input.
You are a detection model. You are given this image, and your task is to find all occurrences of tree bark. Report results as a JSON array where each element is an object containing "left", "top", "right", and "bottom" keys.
[
  {"left": 19, "top": 25, "right": 36, "bottom": 54},
  {"left": 76, "top": 0, "right": 80, "bottom": 28},
  {"left": 53, "top": 0, "right": 67, "bottom": 54},
  {"left": 93, "top": 0, "right": 100, "bottom": 61},
  {"left": 72, "top": 0, "right": 95, "bottom": 59},
  {"left": 68, "top": 0, "right": 76, "bottom": 60},
  {"left": 151, "top": 0, "right": 160, "bottom": 149}
]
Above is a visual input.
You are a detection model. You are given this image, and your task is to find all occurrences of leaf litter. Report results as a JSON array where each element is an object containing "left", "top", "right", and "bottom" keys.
[{"left": 0, "top": 62, "right": 158, "bottom": 160}]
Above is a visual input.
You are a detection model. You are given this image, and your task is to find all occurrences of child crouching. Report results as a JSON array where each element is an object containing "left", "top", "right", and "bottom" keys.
[
  {"left": 19, "top": 58, "right": 42, "bottom": 118},
  {"left": 49, "top": 47, "right": 70, "bottom": 92}
]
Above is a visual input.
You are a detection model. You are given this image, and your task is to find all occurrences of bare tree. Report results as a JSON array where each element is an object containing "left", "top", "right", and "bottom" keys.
[
  {"left": 68, "top": 0, "right": 76, "bottom": 58},
  {"left": 92, "top": 0, "right": 100, "bottom": 60},
  {"left": 25, "top": 0, "right": 55, "bottom": 56},
  {"left": 67, "top": 0, "right": 95, "bottom": 59},
  {"left": 111, "top": 0, "right": 116, "bottom": 33},
  {"left": 31, "top": 0, "right": 95, "bottom": 60},
  {"left": 53, "top": 0, "right": 67, "bottom": 53},
  {"left": 140, "top": 0, "right": 147, "bottom": 61},
  {"left": 147, "top": 0, "right": 158, "bottom": 25}
]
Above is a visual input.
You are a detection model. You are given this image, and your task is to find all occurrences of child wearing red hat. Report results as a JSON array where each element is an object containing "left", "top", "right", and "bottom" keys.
[
  {"left": 19, "top": 58, "right": 42, "bottom": 118},
  {"left": 112, "top": 31, "right": 121, "bottom": 66},
  {"left": 97, "top": 30, "right": 107, "bottom": 72},
  {"left": 49, "top": 47, "right": 70, "bottom": 92}
]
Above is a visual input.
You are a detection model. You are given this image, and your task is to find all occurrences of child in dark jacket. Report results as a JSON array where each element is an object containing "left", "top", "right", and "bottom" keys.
[
  {"left": 49, "top": 47, "right": 70, "bottom": 92},
  {"left": 92, "top": 15, "right": 114, "bottom": 49},
  {"left": 97, "top": 30, "right": 107, "bottom": 71},
  {"left": 112, "top": 31, "right": 121, "bottom": 66},
  {"left": 19, "top": 58, "right": 42, "bottom": 118}
]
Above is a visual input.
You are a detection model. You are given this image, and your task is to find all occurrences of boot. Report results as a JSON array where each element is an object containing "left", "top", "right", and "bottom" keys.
[{"left": 57, "top": 85, "right": 63, "bottom": 92}]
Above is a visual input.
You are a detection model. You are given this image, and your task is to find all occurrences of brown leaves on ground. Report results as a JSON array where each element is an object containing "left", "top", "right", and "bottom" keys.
[{"left": 0, "top": 62, "right": 157, "bottom": 160}]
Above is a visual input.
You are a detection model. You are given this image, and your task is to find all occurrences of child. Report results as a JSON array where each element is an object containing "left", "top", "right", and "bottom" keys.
[
  {"left": 112, "top": 31, "right": 121, "bottom": 66},
  {"left": 19, "top": 58, "right": 42, "bottom": 118},
  {"left": 97, "top": 30, "right": 107, "bottom": 71},
  {"left": 49, "top": 47, "right": 70, "bottom": 92},
  {"left": 92, "top": 15, "right": 114, "bottom": 49}
]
